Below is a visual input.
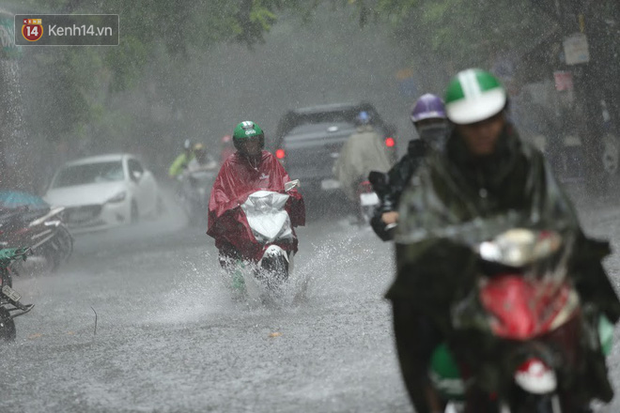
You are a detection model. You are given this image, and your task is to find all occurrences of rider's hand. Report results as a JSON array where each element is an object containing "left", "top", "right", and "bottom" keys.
[
  {"left": 407, "top": 139, "right": 427, "bottom": 157},
  {"left": 381, "top": 211, "right": 399, "bottom": 225}
]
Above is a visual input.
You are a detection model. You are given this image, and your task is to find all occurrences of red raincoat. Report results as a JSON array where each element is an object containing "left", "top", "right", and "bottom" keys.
[{"left": 207, "top": 150, "right": 305, "bottom": 261}]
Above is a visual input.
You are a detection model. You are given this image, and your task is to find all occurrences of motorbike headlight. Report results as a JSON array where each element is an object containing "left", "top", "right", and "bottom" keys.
[
  {"left": 477, "top": 229, "right": 563, "bottom": 268},
  {"left": 107, "top": 191, "right": 127, "bottom": 204}
]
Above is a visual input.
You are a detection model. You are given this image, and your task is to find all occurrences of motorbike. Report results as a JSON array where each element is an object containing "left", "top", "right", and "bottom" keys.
[
  {"left": 0, "top": 205, "right": 73, "bottom": 273},
  {"left": 180, "top": 168, "right": 217, "bottom": 222},
  {"left": 356, "top": 179, "right": 380, "bottom": 225},
  {"left": 427, "top": 228, "right": 611, "bottom": 413},
  {"left": 367, "top": 171, "right": 398, "bottom": 240},
  {"left": 0, "top": 247, "right": 34, "bottom": 341},
  {"left": 222, "top": 179, "right": 301, "bottom": 298}
]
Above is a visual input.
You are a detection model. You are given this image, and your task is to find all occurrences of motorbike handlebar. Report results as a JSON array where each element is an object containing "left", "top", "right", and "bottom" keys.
[{"left": 284, "top": 179, "right": 300, "bottom": 192}]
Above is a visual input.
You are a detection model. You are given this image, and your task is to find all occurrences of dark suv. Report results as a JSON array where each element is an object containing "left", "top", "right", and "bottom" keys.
[{"left": 271, "top": 102, "right": 397, "bottom": 193}]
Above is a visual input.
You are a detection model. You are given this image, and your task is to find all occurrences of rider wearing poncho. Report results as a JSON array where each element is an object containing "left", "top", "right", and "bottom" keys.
[
  {"left": 371, "top": 94, "right": 449, "bottom": 241},
  {"left": 207, "top": 121, "right": 305, "bottom": 263},
  {"left": 389, "top": 69, "right": 620, "bottom": 412},
  {"left": 334, "top": 111, "right": 392, "bottom": 204}
]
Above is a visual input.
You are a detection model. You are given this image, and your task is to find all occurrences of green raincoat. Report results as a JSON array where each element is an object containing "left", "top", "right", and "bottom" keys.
[{"left": 388, "top": 123, "right": 620, "bottom": 403}]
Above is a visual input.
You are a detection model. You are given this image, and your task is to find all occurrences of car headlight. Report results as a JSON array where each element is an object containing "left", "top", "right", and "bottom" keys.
[{"left": 106, "top": 191, "right": 127, "bottom": 204}]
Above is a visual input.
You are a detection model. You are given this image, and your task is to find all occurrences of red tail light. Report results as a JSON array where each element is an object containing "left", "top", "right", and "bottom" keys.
[
  {"left": 275, "top": 149, "right": 286, "bottom": 159},
  {"left": 385, "top": 137, "right": 395, "bottom": 148}
]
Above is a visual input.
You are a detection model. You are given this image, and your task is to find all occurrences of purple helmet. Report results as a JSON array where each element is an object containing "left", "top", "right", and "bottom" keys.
[{"left": 410, "top": 94, "right": 447, "bottom": 123}]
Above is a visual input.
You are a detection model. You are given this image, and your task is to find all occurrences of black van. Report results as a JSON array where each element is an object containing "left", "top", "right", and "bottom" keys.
[{"left": 271, "top": 102, "right": 397, "bottom": 194}]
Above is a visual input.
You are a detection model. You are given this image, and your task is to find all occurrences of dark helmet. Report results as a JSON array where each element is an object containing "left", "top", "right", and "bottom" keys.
[
  {"left": 232, "top": 121, "right": 265, "bottom": 153},
  {"left": 410, "top": 94, "right": 447, "bottom": 124}
]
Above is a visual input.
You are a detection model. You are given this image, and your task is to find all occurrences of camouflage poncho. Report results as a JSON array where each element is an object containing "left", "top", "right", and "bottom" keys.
[{"left": 388, "top": 123, "right": 620, "bottom": 402}]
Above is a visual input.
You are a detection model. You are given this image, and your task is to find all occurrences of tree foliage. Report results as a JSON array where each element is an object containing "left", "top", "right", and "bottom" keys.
[
  {"left": 14, "top": 0, "right": 313, "bottom": 150},
  {"left": 345, "top": 0, "right": 552, "bottom": 69},
  {"left": 22, "top": 0, "right": 307, "bottom": 91}
]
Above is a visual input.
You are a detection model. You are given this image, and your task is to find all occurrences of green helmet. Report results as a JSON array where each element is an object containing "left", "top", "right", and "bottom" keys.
[
  {"left": 444, "top": 68, "right": 507, "bottom": 125},
  {"left": 232, "top": 121, "right": 265, "bottom": 153}
]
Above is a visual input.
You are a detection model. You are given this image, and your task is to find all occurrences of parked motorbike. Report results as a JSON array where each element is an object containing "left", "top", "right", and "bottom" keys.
[
  {"left": 0, "top": 247, "right": 34, "bottom": 341},
  {"left": 0, "top": 205, "right": 73, "bottom": 273},
  {"left": 180, "top": 168, "right": 217, "bottom": 222},
  {"left": 428, "top": 228, "right": 609, "bottom": 413}
]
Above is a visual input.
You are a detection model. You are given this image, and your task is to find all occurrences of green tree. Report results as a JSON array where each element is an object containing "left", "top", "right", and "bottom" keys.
[
  {"left": 347, "top": 0, "right": 551, "bottom": 68},
  {"left": 13, "top": 0, "right": 314, "bottom": 182}
]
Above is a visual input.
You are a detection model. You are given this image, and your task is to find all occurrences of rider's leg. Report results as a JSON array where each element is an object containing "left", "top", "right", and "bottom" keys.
[
  {"left": 392, "top": 300, "right": 444, "bottom": 413},
  {"left": 218, "top": 247, "right": 246, "bottom": 292}
]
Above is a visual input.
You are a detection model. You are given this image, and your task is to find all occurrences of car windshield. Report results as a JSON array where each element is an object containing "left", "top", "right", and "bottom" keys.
[
  {"left": 276, "top": 107, "right": 383, "bottom": 142},
  {"left": 285, "top": 122, "right": 355, "bottom": 141},
  {"left": 52, "top": 161, "right": 125, "bottom": 188},
  {"left": 295, "top": 108, "right": 378, "bottom": 124}
]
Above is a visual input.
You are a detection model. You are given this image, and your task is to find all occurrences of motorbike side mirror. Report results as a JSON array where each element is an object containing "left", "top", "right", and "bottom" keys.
[{"left": 284, "top": 179, "right": 300, "bottom": 192}]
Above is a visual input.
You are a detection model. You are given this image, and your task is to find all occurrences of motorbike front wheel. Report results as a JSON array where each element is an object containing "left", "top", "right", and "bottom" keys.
[
  {"left": 259, "top": 253, "right": 289, "bottom": 292},
  {"left": 507, "top": 392, "right": 565, "bottom": 413},
  {"left": 0, "top": 307, "right": 16, "bottom": 341}
]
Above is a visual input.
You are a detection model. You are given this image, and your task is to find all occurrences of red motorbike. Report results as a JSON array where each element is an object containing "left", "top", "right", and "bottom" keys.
[{"left": 429, "top": 229, "right": 609, "bottom": 413}]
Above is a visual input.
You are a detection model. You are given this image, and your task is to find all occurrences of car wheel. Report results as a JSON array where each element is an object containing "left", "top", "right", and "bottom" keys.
[{"left": 130, "top": 201, "right": 139, "bottom": 223}]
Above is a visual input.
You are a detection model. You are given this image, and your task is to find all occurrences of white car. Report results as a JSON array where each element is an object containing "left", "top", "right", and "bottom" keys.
[{"left": 44, "top": 154, "right": 161, "bottom": 233}]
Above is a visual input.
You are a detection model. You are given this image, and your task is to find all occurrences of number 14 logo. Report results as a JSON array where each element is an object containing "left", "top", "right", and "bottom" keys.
[{"left": 22, "top": 19, "right": 43, "bottom": 42}]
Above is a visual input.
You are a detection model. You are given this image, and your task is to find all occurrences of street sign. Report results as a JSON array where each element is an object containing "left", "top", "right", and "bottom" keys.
[
  {"left": 396, "top": 68, "right": 417, "bottom": 98},
  {"left": 563, "top": 33, "right": 589, "bottom": 65},
  {"left": 554, "top": 71, "right": 573, "bottom": 91}
]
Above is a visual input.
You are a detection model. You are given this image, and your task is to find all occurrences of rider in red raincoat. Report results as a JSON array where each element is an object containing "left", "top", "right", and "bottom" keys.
[{"left": 207, "top": 121, "right": 305, "bottom": 265}]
